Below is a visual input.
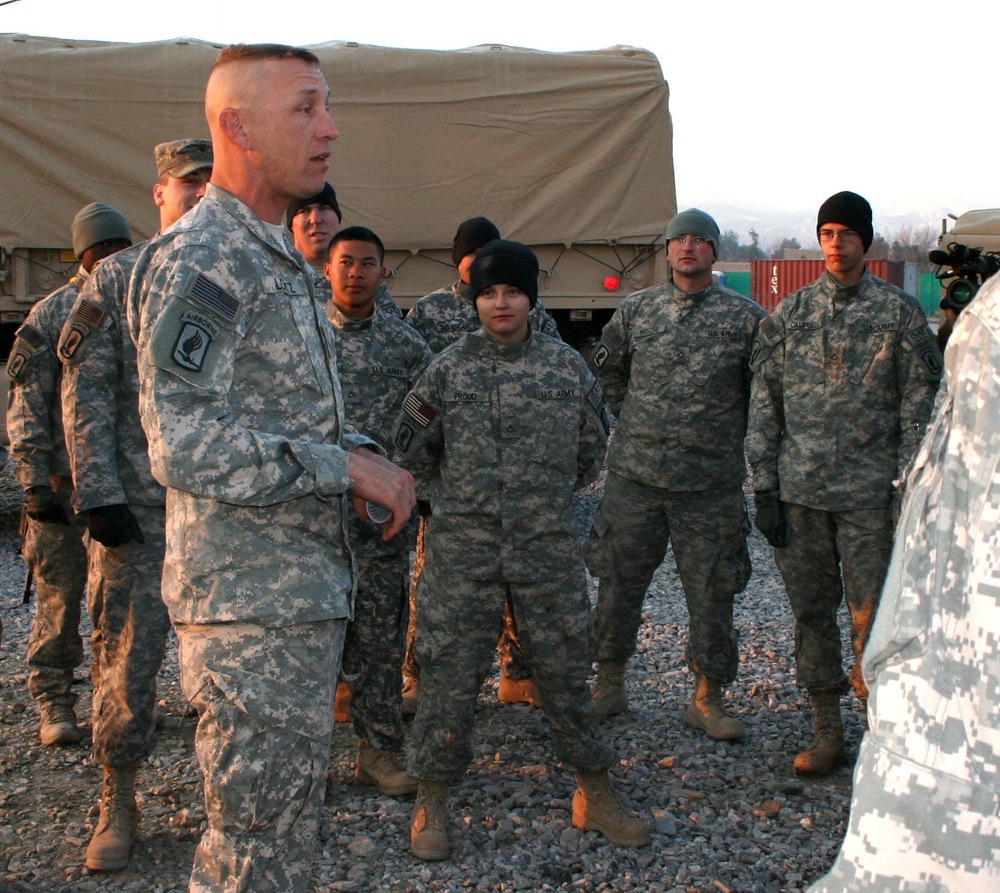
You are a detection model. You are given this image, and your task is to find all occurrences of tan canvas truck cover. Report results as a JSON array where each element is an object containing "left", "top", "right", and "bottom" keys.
[
  {"left": 941, "top": 209, "right": 1000, "bottom": 253},
  {"left": 0, "top": 34, "right": 675, "bottom": 309}
]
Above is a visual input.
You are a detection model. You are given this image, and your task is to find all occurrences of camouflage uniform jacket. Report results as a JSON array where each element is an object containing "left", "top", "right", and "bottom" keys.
[
  {"left": 807, "top": 273, "right": 1000, "bottom": 893},
  {"left": 130, "top": 184, "right": 376, "bottom": 627},
  {"left": 327, "top": 303, "right": 433, "bottom": 558},
  {"left": 405, "top": 280, "right": 560, "bottom": 354},
  {"left": 58, "top": 243, "right": 167, "bottom": 512},
  {"left": 747, "top": 269, "right": 942, "bottom": 510},
  {"left": 592, "top": 279, "right": 765, "bottom": 491},
  {"left": 393, "top": 329, "right": 609, "bottom": 582},
  {"left": 6, "top": 271, "right": 87, "bottom": 487}
]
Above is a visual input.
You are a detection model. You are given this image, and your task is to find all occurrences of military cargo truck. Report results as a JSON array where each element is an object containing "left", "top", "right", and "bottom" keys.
[{"left": 0, "top": 34, "right": 676, "bottom": 352}]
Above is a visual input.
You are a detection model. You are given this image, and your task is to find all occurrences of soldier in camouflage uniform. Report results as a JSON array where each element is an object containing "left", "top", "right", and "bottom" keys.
[
  {"left": 59, "top": 140, "right": 212, "bottom": 872},
  {"left": 747, "top": 192, "right": 942, "bottom": 775},
  {"left": 395, "top": 239, "right": 649, "bottom": 861},
  {"left": 806, "top": 273, "right": 1000, "bottom": 893},
  {"left": 131, "top": 45, "right": 415, "bottom": 893},
  {"left": 587, "top": 208, "right": 764, "bottom": 740},
  {"left": 287, "top": 181, "right": 402, "bottom": 318},
  {"left": 324, "top": 225, "right": 432, "bottom": 797},
  {"left": 7, "top": 202, "right": 131, "bottom": 747},
  {"left": 403, "top": 216, "right": 560, "bottom": 710}
]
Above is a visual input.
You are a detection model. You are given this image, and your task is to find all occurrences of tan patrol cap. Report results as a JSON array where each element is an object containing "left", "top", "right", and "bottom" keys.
[{"left": 154, "top": 138, "right": 213, "bottom": 178}]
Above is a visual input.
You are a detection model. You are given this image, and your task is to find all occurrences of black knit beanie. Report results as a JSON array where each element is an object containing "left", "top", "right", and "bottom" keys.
[
  {"left": 451, "top": 216, "right": 501, "bottom": 266},
  {"left": 287, "top": 183, "right": 342, "bottom": 226},
  {"left": 816, "top": 191, "right": 873, "bottom": 252},
  {"left": 469, "top": 240, "right": 539, "bottom": 307}
]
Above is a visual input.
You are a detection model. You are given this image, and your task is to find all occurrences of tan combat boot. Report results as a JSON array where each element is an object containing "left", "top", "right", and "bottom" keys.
[
  {"left": 401, "top": 674, "right": 419, "bottom": 716},
  {"left": 793, "top": 692, "right": 845, "bottom": 775},
  {"left": 356, "top": 740, "right": 418, "bottom": 797},
  {"left": 498, "top": 674, "right": 543, "bottom": 707},
  {"left": 410, "top": 780, "right": 450, "bottom": 860},
  {"left": 85, "top": 763, "right": 139, "bottom": 871},
  {"left": 39, "top": 701, "right": 81, "bottom": 746},
  {"left": 684, "top": 674, "right": 745, "bottom": 741},
  {"left": 572, "top": 771, "right": 651, "bottom": 847},
  {"left": 591, "top": 660, "right": 628, "bottom": 718}
]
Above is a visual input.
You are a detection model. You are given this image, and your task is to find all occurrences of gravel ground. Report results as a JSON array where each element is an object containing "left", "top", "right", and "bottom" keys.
[{"left": 0, "top": 460, "right": 863, "bottom": 893}]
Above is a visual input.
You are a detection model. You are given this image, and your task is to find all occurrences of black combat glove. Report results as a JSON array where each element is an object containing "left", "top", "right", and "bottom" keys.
[
  {"left": 88, "top": 504, "right": 145, "bottom": 547},
  {"left": 753, "top": 491, "right": 789, "bottom": 548},
  {"left": 417, "top": 499, "right": 433, "bottom": 519},
  {"left": 24, "top": 486, "right": 70, "bottom": 525}
]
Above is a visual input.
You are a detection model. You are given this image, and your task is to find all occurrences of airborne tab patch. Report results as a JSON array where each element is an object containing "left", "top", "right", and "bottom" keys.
[
  {"left": 186, "top": 273, "right": 239, "bottom": 323},
  {"left": 171, "top": 310, "right": 220, "bottom": 372}
]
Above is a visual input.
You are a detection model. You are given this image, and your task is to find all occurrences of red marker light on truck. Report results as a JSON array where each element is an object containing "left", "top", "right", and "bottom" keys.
[{"left": 603, "top": 276, "right": 619, "bottom": 291}]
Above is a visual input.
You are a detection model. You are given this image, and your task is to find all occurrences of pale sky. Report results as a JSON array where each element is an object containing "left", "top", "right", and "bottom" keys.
[{"left": 3, "top": 0, "right": 997, "bottom": 221}]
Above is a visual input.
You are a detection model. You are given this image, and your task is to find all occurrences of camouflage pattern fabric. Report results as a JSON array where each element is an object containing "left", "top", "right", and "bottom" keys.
[
  {"left": 747, "top": 269, "right": 941, "bottom": 701},
  {"left": 7, "top": 277, "right": 89, "bottom": 707},
  {"left": 394, "top": 328, "right": 611, "bottom": 779},
  {"left": 589, "top": 474, "right": 750, "bottom": 682},
  {"left": 774, "top": 503, "right": 891, "bottom": 698},
  {"left": 57, "top": 246, "right": 172, "bottom": 767},
  {"left": 131, "top": 183, "right": 367, "bottom": 888},
  {"left": 59, "top": 245, "right": 166, "bottom": 511},
  {"left": 130, "top": 184, "right": 375, "bottom": 627},
  {"left": 587, "top": 280, "right": 762, "bottom": 678},
  {"left": 805, "top": 274, "right": 1000, "bottom": 892},
  {"left": 176, "top": 619, "right": 345, "bottom": 893},
  {"left": 87, "top": 504, "right": 169, "bottom": 766},
  {"left": 592, "top": 279, "right": 765, "bottom": 491},
  {"left": 747, "top": 269, "right": 942, "bottom": 507},
  {"left": 405, "top": 279, "right": 560, "bottom": 355},
  {"left": 326, "top": 303, "right": 431, "bottom": 751}
]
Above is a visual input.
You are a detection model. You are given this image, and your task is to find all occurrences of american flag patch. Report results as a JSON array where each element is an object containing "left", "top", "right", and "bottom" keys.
[
  {"left": 75, "top": 299, "right": 105, "bottom": 329},
  {"left": 187, "top": 274, "right": 239, "bottom": 322},
  {"left": 14, "top": 324, "right": 44, "bottom": 349},
  {"left": 402, "top": 392, "right": 435, "bottom": 428}
]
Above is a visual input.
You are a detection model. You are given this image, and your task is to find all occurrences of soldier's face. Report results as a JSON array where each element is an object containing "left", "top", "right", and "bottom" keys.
[
  {"left": 242, "top": 59, "right": 339, "bottom": 206},
  {"left": 153, "top": 168, "right": 211, "bottom": 229},
  {"left": 819, "top": 223, "right": 866, "bottom": 283},
  {"left": 667, "top": 234, "right": 715, "bottom": 277},
  {"left": 476, "top": 284, "right": 531, "bottom": 345},
  {"left": 325, "top": 239, "right": 384, "bottom": 319},
  {"left": 292, "top": 203, "right": 340, "bottom": 265}
]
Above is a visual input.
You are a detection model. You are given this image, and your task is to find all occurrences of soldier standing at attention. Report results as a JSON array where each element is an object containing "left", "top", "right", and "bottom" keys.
[
  {"left": 131, "top": 44, "right": 414, "bottom": 892},
  {"left": 59, "top": 139, "right": 212, "bottom": 872},
  {"left": 402, "top": 216, "right": 559, "bottom": 711},
  {"left": 587, "top": 208, "right": 764, "bottom": 740},
  {"left": 324, "top": 225, "right": 432, "bottom": 797},
  {"left": 7, "top": 202, "right": 131, "bottom": 747},
  {"left": 747, "top": 191, "right": 942, "bottom": 775},
  {"left": 394, "top": 239, "right": 649, "bottom": 861}
]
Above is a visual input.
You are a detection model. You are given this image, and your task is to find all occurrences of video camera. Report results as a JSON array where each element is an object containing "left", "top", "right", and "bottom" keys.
[{"left": 929, "top": 241, "right": 1000, "bottom": 313}]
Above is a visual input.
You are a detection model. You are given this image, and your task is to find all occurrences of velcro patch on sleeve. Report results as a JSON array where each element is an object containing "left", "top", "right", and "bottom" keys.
[
  {"left": 58, "top": 299, "right": 105, "bottom": 361},
  {"left": 185, "top": 273, "right": 240, "bottom": 323},
  {"left": 402, "top": 392, "right": 436, "bottom": 428},
  {"left": 13, "top": 324, "right": 44, "bottom": 350}
]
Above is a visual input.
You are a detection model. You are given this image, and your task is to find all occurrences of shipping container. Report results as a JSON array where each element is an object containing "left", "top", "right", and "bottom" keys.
[{"left": 750, "top": 260, "right": 916, "bottom": 313}]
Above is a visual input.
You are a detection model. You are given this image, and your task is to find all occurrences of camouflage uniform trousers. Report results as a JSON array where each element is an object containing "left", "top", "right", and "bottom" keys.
[
  {"left": 403, "top": 517, "right": 531, "bottom": 682},
  {"left": 805, "top": 733, "right": 1000, "bottom": 893},
  {"left": 408, "top": 561, "right": 613, "bottom": 781},
  {"left": 342, "top": 549, "right": 409, "bottom": 752},
  {"left": 774, "top": 502, "right": 892, "bottom": 699},
  {"left": 24, "top": 478, "right": 87, "bottom": 708},
  {"left": 176, "top": 618, "right": 346, "bottom": 893},
  {"left": 88, "top": 503, "right": 170, "bottom": 766},
  {"left": 588, "top": 472, "right": 752, "bottom": 683}
]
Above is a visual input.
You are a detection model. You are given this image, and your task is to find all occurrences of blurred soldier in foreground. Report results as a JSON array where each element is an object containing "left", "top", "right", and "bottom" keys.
[
  {"left": 402, "top": 216, "right": 559, "bottom": 711},
  {"left": 60, "top": 139, "right": 212, "bottom": 871},
  {"left": 395, "top": 239, "right": 648, "bottom": 861},
  {"left": 132, "top": 44, "right": 414, "bottom": 892},
  {"left": 806, "top": 273, "right": 1000, "bottom": 893},
  {"left": 7, "top": 202, "right": 130, "bottom": 746},
  {"left": 587, "top": 208, "right": 764, "bottom": 738},
  {"left": 748, "top": 191, "right": 942, "bottom": 775},
  {"left": 288, "top": 181, "right": 401, "bottom": 317},
  {"left": 324, "top": 225, "right": 432, "bottom": 797}
]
